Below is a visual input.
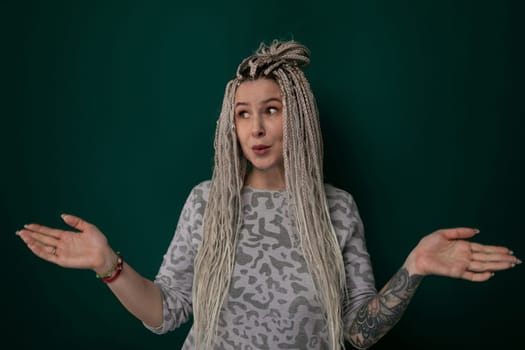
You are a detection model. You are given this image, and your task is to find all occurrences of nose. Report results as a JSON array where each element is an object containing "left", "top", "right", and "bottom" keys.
[{"left": 251, "top": 114, "right": 265, "bottom": 137}]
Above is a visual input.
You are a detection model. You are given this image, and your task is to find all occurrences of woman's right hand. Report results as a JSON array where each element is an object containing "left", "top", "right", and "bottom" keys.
[{"left": 16, "top": 214, "right": 117, "bottom": 274}]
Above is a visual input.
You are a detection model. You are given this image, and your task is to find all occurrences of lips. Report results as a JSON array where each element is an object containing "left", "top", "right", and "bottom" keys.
[{"left": 252, "top": 144, "right": 271, "bottom": 155}]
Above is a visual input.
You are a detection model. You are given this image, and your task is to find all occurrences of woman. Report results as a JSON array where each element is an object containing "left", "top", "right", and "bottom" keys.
[{"left": 16, "top": 40, "right": 520, "bottom": 350}]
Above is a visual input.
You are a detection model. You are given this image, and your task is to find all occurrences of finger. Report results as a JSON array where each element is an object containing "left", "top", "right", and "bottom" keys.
[
  {"left": 22, "top": 223, "right": 64, "bottom": 239},
  {"left": 47, "top": 245, "right": 58, "bottom": 257},
  {"left": 19, "top": 233, "right": 59, "bottom": 263},
  {"left": 471, "top": 251, "right": 518, "bottom": 263},
  {"left": 17, "top": 228, "right": 60, "bottom": 247},
  {"left": 61, "top": 213, "right": 91, "bottom": 232},
  {"left": 461, "top": 270, "right": 493, "bottom": 282},
  {"left": 470, "top": 242, "right": 513, "bottom": 255},
  {"left": 468, "top": 260, "right": 516, "bottom": 272},
  {"left": 441, "top": 227, "right": 480, "bottom": 240}
]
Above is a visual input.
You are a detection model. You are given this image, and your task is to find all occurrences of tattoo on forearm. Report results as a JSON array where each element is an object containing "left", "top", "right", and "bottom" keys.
[{"left": 348, "top": 268, "right": 423, "bottom": 349}]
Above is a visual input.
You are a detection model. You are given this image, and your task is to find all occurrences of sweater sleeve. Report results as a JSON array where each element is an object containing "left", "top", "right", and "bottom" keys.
[
  {"left": 143, "top": 181, "right": 209, "bottom": 334},
  {"left": 325, "top": 185, "right": 377, "bottom": 330}
]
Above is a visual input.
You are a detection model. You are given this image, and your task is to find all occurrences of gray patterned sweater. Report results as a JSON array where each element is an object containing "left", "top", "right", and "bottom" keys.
[{"left": 144, "top": 181, "right": 377, "bottom": 349}]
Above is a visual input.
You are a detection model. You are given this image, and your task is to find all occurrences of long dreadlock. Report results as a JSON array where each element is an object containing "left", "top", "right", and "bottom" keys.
[{"left": 193, "top": 40, "right": 347, "bottom": 350}]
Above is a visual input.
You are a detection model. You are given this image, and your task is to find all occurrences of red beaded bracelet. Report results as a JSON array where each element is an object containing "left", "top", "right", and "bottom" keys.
[{"left": 96, "top": 252, "right": 124, "bottom": 283}]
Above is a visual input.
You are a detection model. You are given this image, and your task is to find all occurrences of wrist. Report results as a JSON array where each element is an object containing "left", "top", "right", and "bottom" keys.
[
  {"left": 404, "top": 248, "right": 427, "bottom": 276},
  {"left": 93, "top": 248, "right": 118, "bottom": 275},
  {"left": 96, "top": 252, "right": 123, "bottom": 283}
]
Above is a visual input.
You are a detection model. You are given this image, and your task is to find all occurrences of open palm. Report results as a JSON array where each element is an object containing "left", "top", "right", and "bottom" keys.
[
  {"left": 17, "top": 214, "right": 109, "bottom": 270},
  {"left": 414, "top": 228, "right": 517, "bottom": 281}
]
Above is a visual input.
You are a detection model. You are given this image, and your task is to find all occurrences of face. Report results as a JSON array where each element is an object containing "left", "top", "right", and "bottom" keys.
[{"left": 234, "top": 78, "right": 284, "bottom": 180}]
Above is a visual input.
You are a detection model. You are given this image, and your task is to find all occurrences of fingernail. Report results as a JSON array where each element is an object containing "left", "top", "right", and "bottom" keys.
[
  {"left": 491, "top": 272, "right": 495, "bottom": 277},
  {"left": 15, "top": 230, "right": 20, "bottom": 236},
  {"left": 517, "top": 259, "right": 522, "bottom": 265},
  {"left": 509, "top": 250, "right": 514, "bottom": 255},
  {"left": 474, "top": 229, "right": 480, "bottom": 234}
]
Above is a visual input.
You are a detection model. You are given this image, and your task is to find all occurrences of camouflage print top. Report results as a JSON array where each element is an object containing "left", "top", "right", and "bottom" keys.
[{"left": 144, "top": 181, "right": 376, "bottom": 349}]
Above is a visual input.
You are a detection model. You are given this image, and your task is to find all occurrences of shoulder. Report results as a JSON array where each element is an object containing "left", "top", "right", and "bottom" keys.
[
  {"left": 324, "top": 183, "right": 357, "bottom": 209},
  {"left": 190, "top": 180, "right": 212, "bottom": 199},
  {"left": 181, "top": 180, "right": 211, "bottom": 216},
  {"left": 323, "top": 183, "right": 362, "bottom": 225},
  {"left": 324, "top": 183, "right": 365, "bottom": 246}
]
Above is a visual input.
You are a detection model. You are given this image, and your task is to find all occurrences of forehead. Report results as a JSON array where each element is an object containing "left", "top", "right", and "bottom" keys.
[{"left": 234, "top": 79, "right": 282, "bottom": 103}]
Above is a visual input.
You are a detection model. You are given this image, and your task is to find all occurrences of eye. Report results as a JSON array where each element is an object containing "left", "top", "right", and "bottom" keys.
[
  {"left": 237, "top": 111, "right": 249, "bottom": 119},
  {"left": 267, "top": 107, "right": 278, "bottom": 115}
]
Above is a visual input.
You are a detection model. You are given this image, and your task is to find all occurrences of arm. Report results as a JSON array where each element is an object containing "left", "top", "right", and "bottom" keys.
[
  {"left": 347, "top": 227, "right": 520, "bottom": 349},
  {"left": 17, "top": 214, "right": 163, "bottom": 328},
  {"left": 347, "top": 265, "right": 422, "bottom": 349}
]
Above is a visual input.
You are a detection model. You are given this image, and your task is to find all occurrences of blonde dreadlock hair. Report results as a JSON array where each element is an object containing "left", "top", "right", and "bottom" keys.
[{"left": 193, "top": 40, "right": 347, "bottom": 350}]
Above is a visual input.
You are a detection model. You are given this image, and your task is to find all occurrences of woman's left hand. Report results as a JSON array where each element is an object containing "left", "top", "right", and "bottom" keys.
[{"left": 406, "top": 227, "right": 520, "bottom": 281}]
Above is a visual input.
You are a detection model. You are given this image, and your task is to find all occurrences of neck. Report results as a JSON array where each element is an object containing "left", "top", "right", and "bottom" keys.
[{"left": 244, "top": 168, "right": 285, "bottom": 191}]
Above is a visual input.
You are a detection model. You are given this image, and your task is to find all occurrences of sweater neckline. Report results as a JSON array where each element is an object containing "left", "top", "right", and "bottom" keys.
[{"left": 242, "top": 185, "right": 287, "bottom": 194}]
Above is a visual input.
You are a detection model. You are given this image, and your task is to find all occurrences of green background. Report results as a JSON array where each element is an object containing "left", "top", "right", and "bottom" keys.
[{"left": 3, "top": 0, "right": 523, "bottom": 349}]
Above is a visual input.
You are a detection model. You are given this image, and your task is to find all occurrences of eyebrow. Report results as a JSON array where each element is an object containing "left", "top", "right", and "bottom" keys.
[{"left": 235, "top": 97, "right": 282, "bottom": 108}]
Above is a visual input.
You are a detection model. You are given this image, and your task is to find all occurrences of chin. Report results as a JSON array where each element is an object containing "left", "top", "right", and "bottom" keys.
[{"left": 251, "top": 162, "right": 284, "bottom": 172}]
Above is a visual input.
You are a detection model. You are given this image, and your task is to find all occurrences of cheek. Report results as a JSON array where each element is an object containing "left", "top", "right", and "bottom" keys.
[
  {"left": 276, "top": 121, "right": 284, "bottom": 142},
  {"left": 234, "top": 125, "right": 249, "bottom": 148}
]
